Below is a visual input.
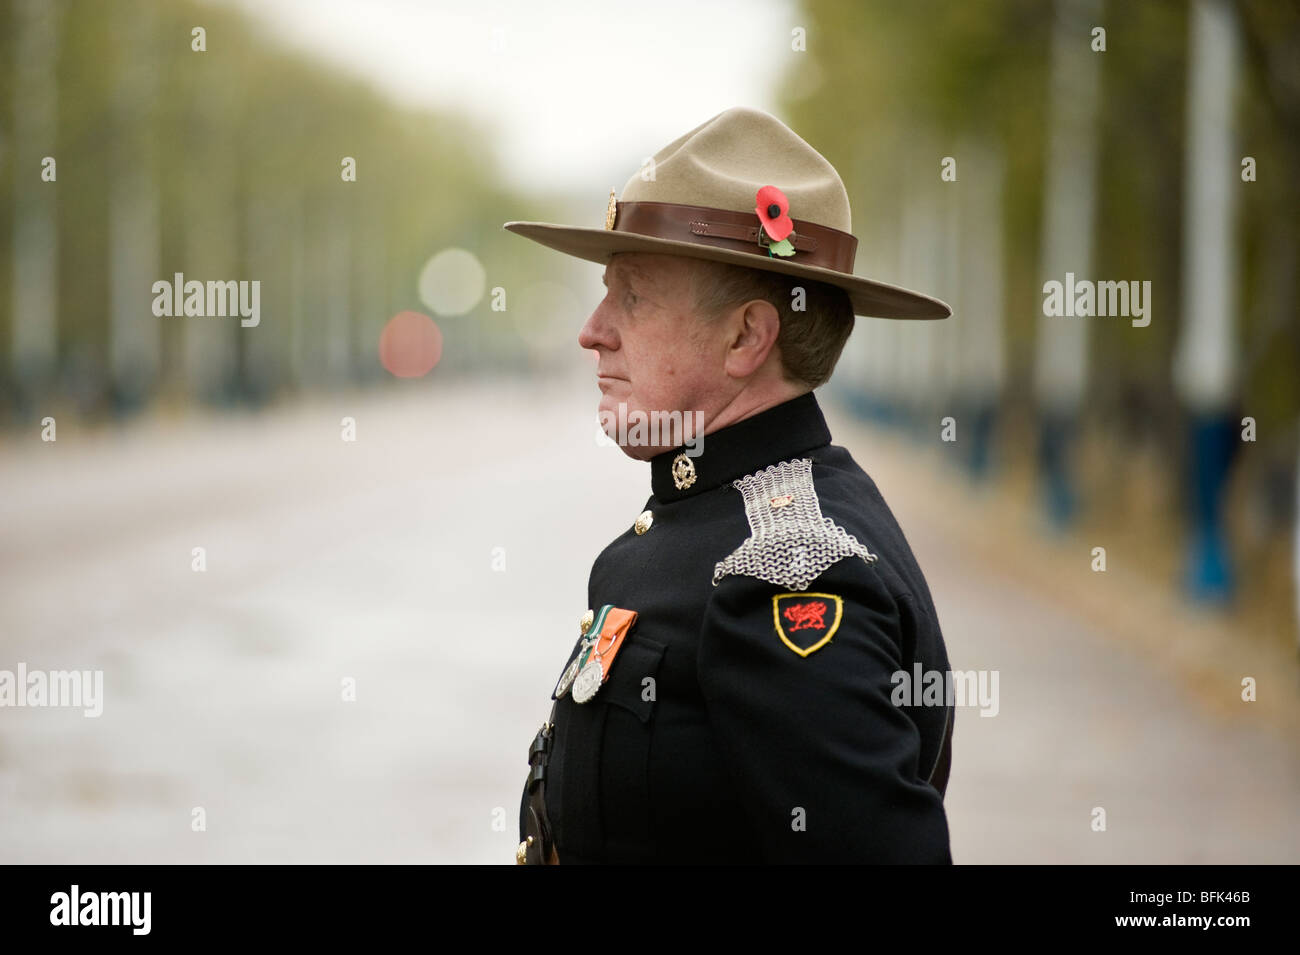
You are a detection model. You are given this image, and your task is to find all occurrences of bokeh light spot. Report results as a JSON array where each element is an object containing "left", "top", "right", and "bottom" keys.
[
  {"left": 418, "top": 247, "right": 486, "bottom": 316},
  {"left": 379, "top": 310, "right": 443, "bottom": 378}
]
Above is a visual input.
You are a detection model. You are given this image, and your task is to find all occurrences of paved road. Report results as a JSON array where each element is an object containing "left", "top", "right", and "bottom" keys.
[{"left": 1, "top": 376, "right": 1296, "bottom": 863}]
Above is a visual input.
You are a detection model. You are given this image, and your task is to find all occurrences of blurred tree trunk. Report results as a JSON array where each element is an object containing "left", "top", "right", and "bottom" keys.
[
  {"left": 182, "top": 77, "right": 239, "bottom": 404},
  {"left": 955, "top": 138, "right": 1007, "bottom": 477},
  {"left": 1034, "top": 0, "right": 1102, "bottom": 526},
  {"left": 108, "top": 0, "right": 160, "bottom": 412},
  {"left": 10, "top": 0, "right": 61, "bottom": 409},
  {"left": 1175, "top": 0, "right": 1243, "bottom": 602}
]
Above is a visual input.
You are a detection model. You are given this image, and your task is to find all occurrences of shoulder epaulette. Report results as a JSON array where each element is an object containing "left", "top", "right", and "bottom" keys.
[{"left": 712, "top": 457, "right": 877, "bottom": 591}]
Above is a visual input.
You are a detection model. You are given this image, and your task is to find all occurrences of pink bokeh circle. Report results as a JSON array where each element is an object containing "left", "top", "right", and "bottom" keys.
[{"left": 379, "top": 310, "right": 443, "bottom": 378}]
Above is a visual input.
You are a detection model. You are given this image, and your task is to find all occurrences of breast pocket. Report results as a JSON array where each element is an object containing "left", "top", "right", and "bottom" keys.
[
  {"left": 596, "top": 635, "right": 666, "bottom": 859},
  {"left": 600, "top": 637, "right": 664, "bottom": 722}
]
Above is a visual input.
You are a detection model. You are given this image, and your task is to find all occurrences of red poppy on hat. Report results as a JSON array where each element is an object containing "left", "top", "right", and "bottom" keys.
[{"left": 755, "top": 185, "right": 794, "bottom": 242}]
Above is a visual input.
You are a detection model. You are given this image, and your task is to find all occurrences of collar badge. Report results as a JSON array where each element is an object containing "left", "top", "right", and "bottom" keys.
[{"left": 671, "top": 453, "right": 697, "bottom": 490}]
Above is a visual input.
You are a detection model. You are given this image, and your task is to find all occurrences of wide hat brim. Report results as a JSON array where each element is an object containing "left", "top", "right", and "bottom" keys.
[{"left": 502, "top": 220, "right": 951, "bottom": 320}]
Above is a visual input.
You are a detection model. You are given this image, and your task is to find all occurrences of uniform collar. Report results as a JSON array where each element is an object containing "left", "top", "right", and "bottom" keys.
[{"left": 649, "top": 390, "right": 832, "bottom": 503}]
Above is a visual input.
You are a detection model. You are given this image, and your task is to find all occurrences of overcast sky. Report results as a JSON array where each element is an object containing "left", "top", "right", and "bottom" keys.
[{"left": 207, "top": 0, "right": 800, "bottom": 195}]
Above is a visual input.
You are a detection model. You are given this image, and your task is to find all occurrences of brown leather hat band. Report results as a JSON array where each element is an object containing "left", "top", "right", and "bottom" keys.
[{"left": 611, "top": 200, "right": 858, "bottom": 274}]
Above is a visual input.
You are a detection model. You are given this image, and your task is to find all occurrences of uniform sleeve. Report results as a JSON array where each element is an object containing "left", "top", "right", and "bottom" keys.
[{"left": 697, "top": 566, "right": 952, "bottom": 863}]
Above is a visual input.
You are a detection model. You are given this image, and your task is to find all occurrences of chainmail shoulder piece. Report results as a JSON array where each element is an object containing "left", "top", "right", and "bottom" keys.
[{"left": 711, "top": 457, "right": 878, "bottom": 591}]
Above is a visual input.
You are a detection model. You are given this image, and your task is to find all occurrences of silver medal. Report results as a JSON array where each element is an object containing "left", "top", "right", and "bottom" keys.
[
  {"left": 571, "top": 659, "right": 605, "bottom": 704},
  {"left": 554, "top": 657, "right": 581, "bottom": 699}
]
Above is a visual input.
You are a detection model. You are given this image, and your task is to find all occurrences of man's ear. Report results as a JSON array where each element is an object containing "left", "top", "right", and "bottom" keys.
[{"left": 723, "top": 299, "right": 781, "bottom": 379}]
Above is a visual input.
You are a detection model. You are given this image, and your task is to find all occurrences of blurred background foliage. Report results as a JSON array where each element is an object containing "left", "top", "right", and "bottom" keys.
[
  {"left": 779, "top": 0, "right": 1299, "bottom": 647},
  {"left": 0, "top": 0, "right": 1297, "bottom": 644},
  {"left": 0, "top": 0, "right": 562, "bottom": 420}
]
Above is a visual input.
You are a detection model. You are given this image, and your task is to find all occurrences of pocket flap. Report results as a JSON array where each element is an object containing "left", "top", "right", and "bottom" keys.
[{"left": 600, "top": 636, "right": 666, "bottom": 724}]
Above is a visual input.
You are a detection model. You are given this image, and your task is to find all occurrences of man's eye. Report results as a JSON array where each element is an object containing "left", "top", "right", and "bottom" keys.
[{"left": 625, "top": 290, "right": 639, "bottom": 307}]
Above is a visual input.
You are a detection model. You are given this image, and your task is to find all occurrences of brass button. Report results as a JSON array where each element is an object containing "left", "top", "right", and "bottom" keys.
[
  {"left": 634, "top": 509, "right": 654, "bottom": 535},
  {"left": 579, "top": 609, "right": 595, "bottom": 635}
]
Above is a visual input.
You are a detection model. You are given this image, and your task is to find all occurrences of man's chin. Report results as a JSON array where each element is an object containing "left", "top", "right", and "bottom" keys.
[{"left": 595, "top": 397, "right": 670, "bottom": 462}]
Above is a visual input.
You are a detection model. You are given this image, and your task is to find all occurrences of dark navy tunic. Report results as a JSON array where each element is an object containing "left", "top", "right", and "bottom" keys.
[{"left": 521, "top": 390, "right": 953, "bottom": 863}]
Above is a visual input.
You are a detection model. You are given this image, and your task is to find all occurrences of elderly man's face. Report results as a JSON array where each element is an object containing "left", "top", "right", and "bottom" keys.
[{"left": 577, "top": 252, "right": 728, "bottom": 459}]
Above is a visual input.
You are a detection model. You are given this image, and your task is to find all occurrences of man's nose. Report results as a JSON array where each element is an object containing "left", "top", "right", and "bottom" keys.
[{"left": 577, "top": 301, "right": 615, "bottom": 352}]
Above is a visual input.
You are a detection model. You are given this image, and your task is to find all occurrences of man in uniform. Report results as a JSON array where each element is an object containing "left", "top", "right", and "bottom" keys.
[{"left": 505, "top": 106, "right": 955, "bottom": 864}]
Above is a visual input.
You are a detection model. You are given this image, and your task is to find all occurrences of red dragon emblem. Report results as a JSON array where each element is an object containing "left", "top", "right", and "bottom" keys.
[
  {"left": 773, "top": 593, "right": 843, "bottom": 657},
  {"left": 782, "top": 600, "right": 828, "bottom": 632}
]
